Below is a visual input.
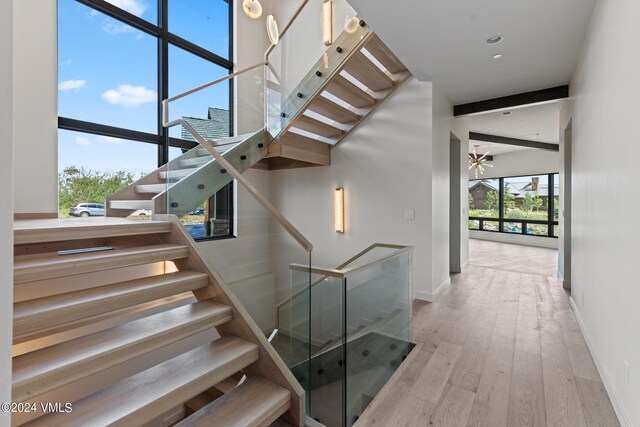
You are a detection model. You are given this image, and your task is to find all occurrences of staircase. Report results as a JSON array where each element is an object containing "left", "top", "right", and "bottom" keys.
[
  {"left": 12, "top": 217, "right": 303, "bottom": 426},
  {"left": 107, "top": 29, "right": 409, "bottom": 218}
]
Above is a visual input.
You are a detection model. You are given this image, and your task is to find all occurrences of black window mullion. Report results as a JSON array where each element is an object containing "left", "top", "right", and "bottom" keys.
[
  {"left": 76, "top": 0, "right": 160, "bottom": 35},
  {"left": 158, "top": 0, "right": 169, "bottom": 167},
  {"left": 498, "top": 178, "right": 505, "bottom": 232},
  {"left": 548, "top": 173, "right": 555, "bottom": 236},
  {"left": 166, "top": 33, "right": 233, "bottom": 70},
  {"left": 58, "top": 117, "right": 162, "bottom": 145}
]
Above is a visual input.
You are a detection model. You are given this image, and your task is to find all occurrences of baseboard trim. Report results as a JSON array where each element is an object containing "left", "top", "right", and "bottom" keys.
[
  {"left": 461, "top": 259, "right": 470, "bottom": 270},
  {"left": 569, "top": 297, "right": 631, "bottom": 427},
  {"left": 414, "top": 277, "right": 450, "bottom": 302},
  {"left": 14, "top": 212, "right": 58, "bottom": 220}
]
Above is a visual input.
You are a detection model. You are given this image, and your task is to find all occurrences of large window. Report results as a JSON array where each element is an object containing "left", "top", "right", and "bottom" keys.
[
  {"left": 58, "top": 0, "right": 234, "bottom": 240},
  {"left": 469, "top": 173, "right": 559, "bottom": 238}
]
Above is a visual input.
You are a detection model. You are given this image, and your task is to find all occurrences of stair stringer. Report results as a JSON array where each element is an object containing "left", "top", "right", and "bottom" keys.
[
  {"left": 154, "top": 214, "right": 306, "bottom": 426},
  {"left": 152, "top": 129, "right": 271, "bottom": 218}
]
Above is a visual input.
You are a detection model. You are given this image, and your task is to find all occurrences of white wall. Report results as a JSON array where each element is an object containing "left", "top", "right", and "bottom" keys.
[
  {"left": 431, "top": 85, "right": 452, "bottom": 294},
  {"left": 469, "top": 148, "right": 559, "bottom": 180},
  {"left": 566, "top": 0, "right": 640, "bottom": 425},
  {"left": 13, "top": 0, "right": 58, "bottom": 216},
  {"left": 268, "top": 78, "right": 435, "bottom": 300},
  {"left": 0, "top": 0, "right": 14, "bottom": 418}
]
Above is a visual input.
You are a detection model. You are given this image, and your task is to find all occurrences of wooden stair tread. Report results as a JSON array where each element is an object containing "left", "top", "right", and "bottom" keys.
[
  {"left": 179, "top": 155, "right": 213, "bottom": 168},
  {"left": 175, "top": 376, "right": 291, "bottom": 427},
  {"left": 25, "top": 336, "right": 259, "bottom": 427},
  {"left": 293, "top": 115, "right": 344, "bottom": 138},
  {"left": 343, "top": 51, "right": 395, "bottom": 92},
  {"left": 159, "top": 168, "right": 194, "bottom": 180},
  {"left": 306, "top": 96, "right": 360, "bottom": 124},
  {"left": 108, "top": 199, "right": 154, "bottom": 211},
  {"left": 13, "top": 301, "right": 232, "bottom": 402},
  {"left": 135, "top": 183, "right": 170, "bottom": 194},
  {"left": 324, "top": 74, "right": 377, "bottom": 108},
  {"left": 13, "top": 270, "right": 210, "bottom": 337},
  {"left": 364, "top": 35, "right": 407, "bottom": 74},
  {"left": 14, "top": 244, "right": 190, "bottom": 284},
  {"left": 13, "top": 219, "right": 173, "bottom": 245}
]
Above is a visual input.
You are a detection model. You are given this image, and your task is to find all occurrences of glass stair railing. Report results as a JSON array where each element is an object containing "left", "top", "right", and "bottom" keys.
[{"left": 276, "top": 244, "right": 414, "bottom": 427}]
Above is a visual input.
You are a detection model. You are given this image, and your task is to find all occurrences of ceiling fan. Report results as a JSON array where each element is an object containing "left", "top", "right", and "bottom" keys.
[{"left": 469, "top": 144, "right": 493, "bottom": 178}]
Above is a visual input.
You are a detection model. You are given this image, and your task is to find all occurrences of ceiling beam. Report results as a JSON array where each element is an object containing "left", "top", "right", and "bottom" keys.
[
  {"left": 454, "top": 85, "right": 569, "bottom": 117},
  {"left": 469, "top": 132, "right": 559, "bottom": 152},
  {"left": 468, "top": 154, "right": 494, "bottom": 161}
]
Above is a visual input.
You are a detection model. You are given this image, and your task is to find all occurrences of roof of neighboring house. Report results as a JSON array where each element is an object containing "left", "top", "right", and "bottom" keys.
[
  {"left": 470, "top": 179, "right": 559, "bottom": 198},
  {"left": 469, "top": 180, "right": 520, "bottom": 195},
  {"left": 181, "top": 108, "right": 230, "bottom": 142}
]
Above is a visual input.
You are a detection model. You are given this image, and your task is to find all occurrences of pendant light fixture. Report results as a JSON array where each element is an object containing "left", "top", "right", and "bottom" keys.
[
  {"left": 469, "top": 144, "right": 493, "bottom": 178},
  {"left": 242, "top": 0, "right": 263, "bottom": 19},
  {"left": 266, "top": 0, "right": 279, "bottom": 45}
]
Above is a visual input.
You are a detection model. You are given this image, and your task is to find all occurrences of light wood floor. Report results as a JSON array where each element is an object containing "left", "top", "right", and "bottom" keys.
[
  {"left": 469, "top": 239, "right": 559, "bottom": 278},
  {"left": 356, "top": 244, "right": 619, "bottom": 427}
]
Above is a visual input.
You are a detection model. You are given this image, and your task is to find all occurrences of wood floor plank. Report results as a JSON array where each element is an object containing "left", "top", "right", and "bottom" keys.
[
  {"left": 574, "top": 377, "right": 620, "bottom": 427},
  {"left": 356, "top": 347, "right": 433, "bottom": 426},
  {"left": 466, "top": 274, "right": 519, "bottom": 427},
  {"left": 408, "top": 341, "right": 462, "bottom": 405},
  {"left": 385, "top": 394, "right": 435, "bottom": 427},
  {"left": 535, "top": 274, "right": 587, "bottom": 427},
  {"left": 429, "top": 383, "right": 476, "bottom": 427},
  {"left": 506, "top": 273, "right": 546, "bottom": 427}
]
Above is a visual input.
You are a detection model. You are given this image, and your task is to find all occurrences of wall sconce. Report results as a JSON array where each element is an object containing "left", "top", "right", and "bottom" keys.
[
  {"left": 334, "top": 187, "right": 344, "bottom": 233},
  {"left": 323, "top": 0, "right": 333, "bottom": 46}
]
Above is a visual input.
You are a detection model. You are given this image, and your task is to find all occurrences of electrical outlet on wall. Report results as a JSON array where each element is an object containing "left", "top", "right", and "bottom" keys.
[{"left": 404, "top": 210, "right": 415, "bottom": 220}]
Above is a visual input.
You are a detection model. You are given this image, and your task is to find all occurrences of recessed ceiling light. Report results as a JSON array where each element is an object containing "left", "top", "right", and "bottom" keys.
[
  {"left": 502, "top": 111, "right": 511, "bottom": 115},
  {"left": 486, "top": 35, "right": 503, "bottom": 45},
  {"left": 492, "top": 53, "right": 503, "bottom": 59}
]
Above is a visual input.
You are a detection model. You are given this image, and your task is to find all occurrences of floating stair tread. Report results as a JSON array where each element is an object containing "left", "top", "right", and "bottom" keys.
[
  {"left": 324, "top": 75, "right": 377, "bottom": 108},
  {"left": 13, "top": 270, "right": 210, "bottom": 337},
  {"left": 13, "top": 301, "right": 232, "bottom": 403},
  {"left": 14, "top": 244, "right": 190, "bottom": 284},
  {"left": 25, "top": 336, "right": 259, "bottom": 427},
  {"left": 343, "top": 52, "right": 395, "bottom": 92},
  {"left": 135, "top": 183, "right": 171, "bottom": 194},
  {"left": 179, "top": 155, "right": 214, "bottom": 168},
  {"left": 293, "top": 115, "right": 344, "bottom": 138},
  {"left": 109, "top": 200, "right": 154, "bottom": 211},
  {"left": 159, "top": 168, "right": 194, "bottom": 180},
  {"left": 175, "top": 376, "right": 291, "bottom": 427},
  {"left": 13, "top": 218, "right": 173, "bottom": 245},
  {"left": 306, "top": 96, "right": 361, "bottom": 124},
  {"left": 364, "top": 35, "right": 407, "bottom": 74}
]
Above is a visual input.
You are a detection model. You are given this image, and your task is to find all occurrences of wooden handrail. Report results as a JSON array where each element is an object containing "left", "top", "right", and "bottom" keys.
[
  {"left": 276, "top": 244, "right": 412, "bottom": 311},
  {"left": 162, "top": 62, "right": 267, "bottom": 128},
  {"left": 178, "top": 120, "right": 313, "bottom": 252}
]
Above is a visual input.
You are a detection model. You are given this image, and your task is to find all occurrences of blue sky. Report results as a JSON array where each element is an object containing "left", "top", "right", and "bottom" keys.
[{"left": 58, "top": 0, "right": 231, "bottom": 176}]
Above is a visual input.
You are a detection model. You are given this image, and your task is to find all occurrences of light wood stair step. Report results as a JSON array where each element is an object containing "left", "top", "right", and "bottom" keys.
[
  {"left": 13, "top": 219, "right": 173, "bottom": 245},
  {"left": 179, "top": 155, "right": 214, "bottom": 168},
  {"left": 175, "top": 376, "right": 291, "bottom": 427},
  {"left": 108, "top": 199, "right": 154, "bottom": 211},
  {"left": 14, "top": 244, "right": 190, "bottom": 284},
  {"left": 159, "top": 168, "right": 194, "bottom": 180},
  {"left": 364, "top": 35, "right": 407, "bottom": 74},
  {"left": 13, "top": 300, "right": 232, "bottom": 403},
  {"left": 293, "top": 115, "right": 344, "bottom": 138},
  {"left": 324, "top": 74, "right": 377, "bottom": 108},
  {"left": 343, "top": 51, "right": 395, "bottom": 92},
  {"left": 13, "top": 270, "right": 210, "bottom": 337},
  {"left": 25, "top": 336, "right": 259, "bottom": 427},
  {"left": 306, "top": 96, "right": 361, "bottom": 124},
  {"left": 135, "top": 183, "right": 171, "bottom": 194}
]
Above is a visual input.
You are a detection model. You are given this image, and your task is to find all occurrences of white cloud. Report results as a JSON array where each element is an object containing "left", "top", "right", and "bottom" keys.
[
  {"left": 74, "top": 137, "right": 91, "bottom": 146},
  {"left": 105, "top": 0, "right": 146, "bottom": 17},
  {"left": 101, "top": 19, "right": 134, "bottom": 35},
  {"left": 58, "top": 58, "right": 72, "bottom": 67},
  {"left": 97, "top": 136, "right": 125, "bottom": 145},
  {"left": 102, "top": 85, "right": 156, "bottom": 106},
  {"left": 58, "top": 79, "right": 86, "bottom": 91}
]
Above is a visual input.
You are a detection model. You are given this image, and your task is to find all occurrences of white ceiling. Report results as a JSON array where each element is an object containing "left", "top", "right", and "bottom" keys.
[
  {"left": 467, "top": 100, "right": 562, "bottom": 155},
  {"left": 467, "top": 100, "right": 562, "bottom": 143},
  {"left": 349, "top": 0, "right": 595, "bottom": 105}
]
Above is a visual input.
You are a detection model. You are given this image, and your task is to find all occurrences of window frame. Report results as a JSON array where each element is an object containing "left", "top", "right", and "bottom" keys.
[
  {"left": 58, "top": 0, "right": 237, "bottom": 242},
  {"left": 469, "top": 172, "right": 559, "bottom": 238}
]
